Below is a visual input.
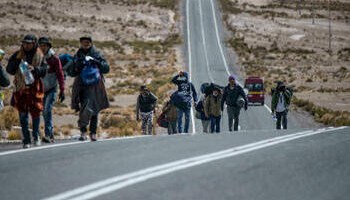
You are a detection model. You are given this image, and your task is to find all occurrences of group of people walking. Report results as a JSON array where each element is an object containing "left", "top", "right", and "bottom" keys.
[
  {"left": 0, "top": 34, "right": 293, "bottom": 148},
  {"left": 136, "top": 71, "right": 293, "bottom": 135},
  {"left": 0, "top": 34, "right": 110, "bottom": 148}
]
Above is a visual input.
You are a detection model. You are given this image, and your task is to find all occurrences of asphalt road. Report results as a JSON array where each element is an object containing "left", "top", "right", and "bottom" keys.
[
  {"left": 0, "top": 0, "right": 348, "bottom": 200},
  {"left": 185, "top": 0, "right": 306, "bottom": 133}
]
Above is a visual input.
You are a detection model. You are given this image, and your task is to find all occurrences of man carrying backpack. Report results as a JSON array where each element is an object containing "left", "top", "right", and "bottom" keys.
[
  {"left": 271, "top": 81, "right": 292, "bottom": 130},
  {"left": 221, "top": 75, "right": 248, "bottom": 131},
  {"left": 171, "top": 71, "right": 198, "bottom": 133},
  {"left": 38, "top": 37, "right": 65, "bottom": 143},
  {"left": 70, "top": 36, "right": 110, "bottom": 141},
  {"left": 136, "top": 85, "right": 158, "bottom": 135}
]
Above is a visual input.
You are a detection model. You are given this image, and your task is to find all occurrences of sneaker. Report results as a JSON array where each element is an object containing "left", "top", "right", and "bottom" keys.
[
  {"left": 90, "top": 133, "right": 97, "bottom": 142},
  {"left": 50, "top": 137, "right": 55, "bottom": 143},
  {"left": 34, "top": 140, "right": 41, "bottom": 146},
  {"left": 78, "top": 133, "right": 87, "bottom": 141},
  {"left": 42, "top": 136, "right": 51, "bottom": 143},
  {"left": 23, "top": 144, "right": 31, "bottom": 149}
]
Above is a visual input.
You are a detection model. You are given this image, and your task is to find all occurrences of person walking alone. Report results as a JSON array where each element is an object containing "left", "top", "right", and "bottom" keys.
[
  {"left": 136, "top": 85, "right": 158, "bottom": 135},
  {"left": 271, "top": 81, "right": 292, "bottom": 130},
  {"left": 38, "top": 37, "right": 65, "bottom": 143},
  {"left": 221, "top": 75, "right": 248, "bottom": 131}
]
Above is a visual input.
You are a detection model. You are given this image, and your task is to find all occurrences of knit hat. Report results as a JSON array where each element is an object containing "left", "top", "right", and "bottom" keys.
[
  {"left": 228, "top": 74, "right": 236, "bottom": 81},
  {"left": 22, "top": 34, "right": 37, "bottom": 43},
  {"left": 38, "top": 37, "right": 52, "bottom": 48},
  {"left": 79, "top": 36, "right": 92, "bottom": 43}
]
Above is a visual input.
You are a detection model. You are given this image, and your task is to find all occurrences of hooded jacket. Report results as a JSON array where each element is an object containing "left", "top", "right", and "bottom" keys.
[{"left": 171, "top": 72, "right": 198, "bottom": 105}]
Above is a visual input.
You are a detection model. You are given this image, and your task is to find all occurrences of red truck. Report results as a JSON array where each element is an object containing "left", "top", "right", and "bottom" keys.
[{"left": 244, "top": 76, "right": 265, "bottom": 105}]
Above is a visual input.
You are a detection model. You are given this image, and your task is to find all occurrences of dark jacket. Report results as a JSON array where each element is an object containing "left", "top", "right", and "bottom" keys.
[
  {"left": 221, "top": 84, "right": 247, "bottom": 110},
  {"left": 271, "top": 89, "right": 292, "bottom": 113},
  {"left": 0, "top": 65, "right": 10, "bottom": 87},
  {"left": 171, "top": 72, "right": 198, "bottom": 105},
  {"left": 43, "top": 49, "right": 65, "bottom": 93},
  {"left": 136, "top": 91, "right": 158, "bottom": 114},
  {"left": 6, "top": 47, "right": 47, "bottom": 116},
  {"left": 71, "top": 46, "right": 109, "bottom": 115}
]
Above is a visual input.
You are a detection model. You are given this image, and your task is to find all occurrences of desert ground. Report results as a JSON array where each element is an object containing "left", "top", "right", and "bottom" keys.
[
  {"left": 0, "top": 0, "right": 181, "bottom": 140},
  {"left": 219, "top": 0, "right": 350, "bottom": 125}
]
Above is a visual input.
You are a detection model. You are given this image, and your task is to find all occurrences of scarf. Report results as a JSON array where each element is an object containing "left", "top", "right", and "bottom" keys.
[{"left": 14, "top": 48, "right": 43, "bottom": 92}]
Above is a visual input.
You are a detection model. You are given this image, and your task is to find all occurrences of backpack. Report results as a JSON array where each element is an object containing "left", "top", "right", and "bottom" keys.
[
  {"left": 170, "top": 91, "right": 190, "bottom": 111},
  {"left": 80, "top": 59, "right": 100, "bottom": 86}
]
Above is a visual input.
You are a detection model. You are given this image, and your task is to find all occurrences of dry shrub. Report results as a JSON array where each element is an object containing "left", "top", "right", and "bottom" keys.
[
  {"left": 60, "top": 124, "right": 74, "bottom": 136},
  {"left": 7, "top": 129, "right": 21, "bottom": 140},
  {"left": 293, "top": 97, "right": 350, "bottom": 126},
  {"left": 0, "top": 106, "right": 19, "bottom": 130}
]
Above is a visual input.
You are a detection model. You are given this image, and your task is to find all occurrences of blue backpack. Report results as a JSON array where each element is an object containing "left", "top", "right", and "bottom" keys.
[{"left": 80, "top": 59, "right": 100, "bottom": 86}]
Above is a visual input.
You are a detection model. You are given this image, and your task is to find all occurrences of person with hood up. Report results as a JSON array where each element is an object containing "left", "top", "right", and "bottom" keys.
[
  {"left": 6, "top": 34, "right": 47, "bottom": 148},
  {"left": 271, "top": 81, "right": 292, "bottom": 130},
  {"left": 171, "top": 71, "right": 198, "bottom": 133},
  {"left": 221, "top": 75, "right": 248, "bottom": 131},
  {"left": 70, "top": 36, "right": 110, "bottom": 141},
  {"left": 38, "top": 37, "right": 65, "bottom": 143},
  {"left": 136, "top": 85, "right": 158, "bottom": 135},
  {"left": 205, "top": 87, "right": 223, "bottom": 133}
]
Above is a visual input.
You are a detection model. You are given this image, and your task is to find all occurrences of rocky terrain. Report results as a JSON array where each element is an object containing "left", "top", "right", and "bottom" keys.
[
  {"left": 0, "top": 0, "right": 182, "bottom": 140},
  {"left": 219, "top": 0, "right": 350, "bottom": 126}
]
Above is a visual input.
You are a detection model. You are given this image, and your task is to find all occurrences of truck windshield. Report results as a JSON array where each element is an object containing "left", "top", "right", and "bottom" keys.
[{"left": 245, "top": 83, "right": 263, "bottom": 91}]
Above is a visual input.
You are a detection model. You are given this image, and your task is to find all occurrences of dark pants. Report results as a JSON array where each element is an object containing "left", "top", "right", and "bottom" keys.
[
  {"left": 210, "top": 115, "right": 221, "bottom": 133},
  {"left": 227, "top": 106, "right": 241, "bottom": 131},
  {"left": 168, "top": 121, "right": 177, "bottom": 135},
  {"left": 177, "top": 108, "right": 190, "bottom": 133},
  {"left": 19, "top": 112, "right": 40, "bottom": 145},
  {"left": 80, "top": 114, "right": 99, "bottom": 134},
  {"left": 276, "top": 110, "right": 288, "bottom": 130}
]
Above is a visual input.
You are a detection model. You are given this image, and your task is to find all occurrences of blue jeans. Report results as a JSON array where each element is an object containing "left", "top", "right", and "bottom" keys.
[
  {"left": 43, "top": 89, "right": 56, "bottom": 138},
  {"left": 210, "top": 115, "right": 221, "bottom": 133},
  {"left": 19, "top": 112, "right": 40, "bottom": 144},
  {"left": 177, "top": 108, "right": 190, "bottom": 133}
]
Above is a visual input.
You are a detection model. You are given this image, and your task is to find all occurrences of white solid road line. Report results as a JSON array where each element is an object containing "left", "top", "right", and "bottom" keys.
[
  {"left": 186, "top": 0, "right": 196, "bottom": 133},
  {"left": 0, "top": 135, "right": 150, "bottom": 157},
  {"left": 209, "top": 0, "right": 230, "bottom": 75},
  {"left": 209, "top": 0, "right": 274, "bottom": 114},
  {"left": 42, "top": 126, "right": 346, "bottom": 200}
]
